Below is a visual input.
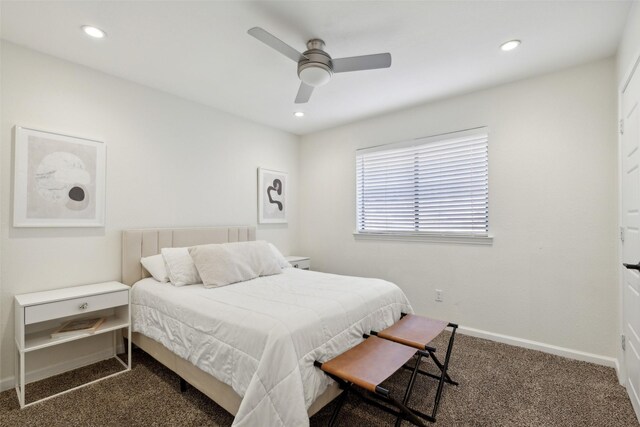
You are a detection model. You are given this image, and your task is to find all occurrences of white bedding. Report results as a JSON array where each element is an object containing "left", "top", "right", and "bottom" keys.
[{"left": 131, "top": 268, "right": 412, "bottom": 426}]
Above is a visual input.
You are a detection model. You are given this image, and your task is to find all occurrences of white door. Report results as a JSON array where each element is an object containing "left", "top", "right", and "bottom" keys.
[{"left": 622, "top": 62, "right": 640, "bottom": 419}]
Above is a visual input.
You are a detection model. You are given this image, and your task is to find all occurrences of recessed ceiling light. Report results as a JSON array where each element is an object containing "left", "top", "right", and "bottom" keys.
[
  {"left": 82, "top": 25, "right": 106, "bottom": 39},
  {"left": 500, "top": 40, "right": 521, "bottom": 51},
  {"left": 294, "top": 112, "right": 305, "bottom": 118}
]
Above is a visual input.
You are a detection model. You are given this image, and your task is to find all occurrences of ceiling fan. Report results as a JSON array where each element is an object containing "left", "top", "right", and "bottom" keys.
[{"left": 247, "top": 27, "right": 392, "bottom": 104}]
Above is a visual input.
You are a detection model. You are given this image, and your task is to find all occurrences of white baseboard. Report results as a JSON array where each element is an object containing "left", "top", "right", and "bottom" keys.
[
  {"left": 0, "top": 348, "right": 115, "bottom": 392},
  {"left": 615, "top": 358, "right": 624, "bottom": 385},
  {"left": 458, "top": 326, "right": 618, "bottom": 368}
]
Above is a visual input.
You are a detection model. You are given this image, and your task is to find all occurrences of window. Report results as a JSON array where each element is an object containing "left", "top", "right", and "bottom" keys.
[{"left": 355, "top": 128, "right": 489, "bottom": 243}]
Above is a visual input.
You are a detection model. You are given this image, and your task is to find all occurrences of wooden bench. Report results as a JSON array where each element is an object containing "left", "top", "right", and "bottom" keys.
[
  {"left": 316, "top": 335, "right": 428, "bottom": 426},
  {"left": 315, "top": 315, "right": 458, "bottom": 426},
  {"left": 314, "top": 314, "right": 458, "bottom": 426},
  {"left": 373, "top": 314, "right": 459, "bottom": 423}
]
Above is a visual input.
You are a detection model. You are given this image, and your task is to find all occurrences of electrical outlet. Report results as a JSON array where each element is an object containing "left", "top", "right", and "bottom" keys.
[{"left": 435, "top": 289, "right": 443, "bottom": 302}]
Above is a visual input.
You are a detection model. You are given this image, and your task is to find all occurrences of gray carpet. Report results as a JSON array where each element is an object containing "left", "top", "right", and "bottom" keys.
[{"left": 1, "top": 333, "right": 637, "bottom": 426}]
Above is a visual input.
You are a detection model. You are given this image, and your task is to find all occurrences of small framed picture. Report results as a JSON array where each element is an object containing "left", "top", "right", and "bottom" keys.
[
  {"left": 13, "top": 127, "right": 106, "bottom": 227},
  {"left": 258, "top": 167, "right": 287, "bottom": 224}
]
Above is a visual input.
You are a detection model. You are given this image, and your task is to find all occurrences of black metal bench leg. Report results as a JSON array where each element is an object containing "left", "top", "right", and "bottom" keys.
[
  {"left": 395, "top": 353, "right": 423, "bottom": 427},
  {"left": 388, "top": 395, "right": 428, "bottom": 427},
  {"left": 431, "top": 326, "right": 457, "bottom": 418},
  {"left": 427, "top": 350, "right": 458, "bottom": 386},
  {"left": 328, "top": 387, "right": 349, "bottom": 427}
]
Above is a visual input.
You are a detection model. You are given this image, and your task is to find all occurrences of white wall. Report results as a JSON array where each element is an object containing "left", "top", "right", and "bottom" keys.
[
  {"left": 0, "top": 41, "right": 300, "bottom": 387},
  {"left": 618, "top": 1, "right": 640, "bottom": 84},
  {"left": 299, "top": 58, "right": 618, "bottom": 358}
]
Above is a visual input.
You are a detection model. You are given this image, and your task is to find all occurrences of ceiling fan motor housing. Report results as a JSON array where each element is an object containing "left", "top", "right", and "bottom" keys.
[
  {"left": 247, "top": 27, "right": 392, "bottom": 103},
  {"left": 297, "top": 39, "right": 333, "bottom": 87}
]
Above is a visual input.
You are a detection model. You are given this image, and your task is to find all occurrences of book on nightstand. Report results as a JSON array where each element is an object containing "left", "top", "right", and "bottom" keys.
[{"left": 51, "top": 317, "right": 105, "bottom": 338}]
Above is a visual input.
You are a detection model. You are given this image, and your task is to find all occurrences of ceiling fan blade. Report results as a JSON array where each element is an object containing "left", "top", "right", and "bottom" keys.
[
  {"left": 332, "top": 53, "right": 392, "bottom": 73},
  {"left": 295, "top": 82, "right": 314, "bottom": 104},
  {"left": 247, "top": 27, "right": 306, "bottom": 63}
]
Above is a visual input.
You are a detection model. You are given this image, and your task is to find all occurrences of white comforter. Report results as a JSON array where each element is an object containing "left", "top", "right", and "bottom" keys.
[{"left": 131, "top": 268, "right": 412, "bottom": 426}]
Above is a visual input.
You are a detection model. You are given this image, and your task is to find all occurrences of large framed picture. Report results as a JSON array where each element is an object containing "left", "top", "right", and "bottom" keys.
[
  {"left": 258, "top": 167, "right": 287, "bottom": 224},
  {"left": 13, "top": 127, "right": 106, "bottom": 227}
]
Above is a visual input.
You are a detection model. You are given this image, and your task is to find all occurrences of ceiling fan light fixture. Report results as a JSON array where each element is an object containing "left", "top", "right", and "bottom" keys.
[
  {"left": 299, "top": 65, "right": 332, "bottom": 87},
  {"left": 500, "top": 40, "right": 521, "bottom": 51},
  {"left": 82, "top": 25, "right": 106, "bottom": 39}
]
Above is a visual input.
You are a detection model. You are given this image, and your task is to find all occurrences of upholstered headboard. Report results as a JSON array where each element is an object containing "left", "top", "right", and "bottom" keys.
[{"left": 121, "top": 226, "right": 256, "bottom": 286}]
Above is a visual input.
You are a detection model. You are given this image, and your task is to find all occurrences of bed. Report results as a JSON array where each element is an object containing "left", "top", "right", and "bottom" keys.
[{"left": 122, "top": 226, "right": 412, "bottom": 426}]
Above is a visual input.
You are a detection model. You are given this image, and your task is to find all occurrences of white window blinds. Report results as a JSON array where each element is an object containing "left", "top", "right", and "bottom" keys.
[{"left": 356, "top": 128, "right": 489, "bottom": 237}]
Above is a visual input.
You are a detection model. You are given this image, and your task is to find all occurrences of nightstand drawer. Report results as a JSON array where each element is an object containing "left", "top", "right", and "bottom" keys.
[
  {"left": 290, "top": 259, "right": 310, "bottom": 270},
  {"left": 286, "top": 256, "right": 311, "bottom": 270},
  {"left": 24, "top": 290, "right": 129, "bottom": 325}
]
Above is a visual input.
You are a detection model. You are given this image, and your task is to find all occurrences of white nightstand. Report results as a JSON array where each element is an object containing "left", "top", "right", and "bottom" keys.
[
  {"left": 14, "top": 281, "right": 131, "bottom": 408},
  {"left": 286, "top": 256, "right": 311, "bottom": 270}
]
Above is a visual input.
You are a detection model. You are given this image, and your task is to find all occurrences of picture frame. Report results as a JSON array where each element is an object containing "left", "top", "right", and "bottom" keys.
[
  {"left": 13, "top": 126, "right": 106, "bottom": 227},
  {"left": 258, "top": 167, "right": 287, "bottom": 224}
]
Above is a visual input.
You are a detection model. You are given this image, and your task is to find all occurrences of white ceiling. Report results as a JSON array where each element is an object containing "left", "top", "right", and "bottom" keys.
[{"left": 0, "top": 1, "right": 632, "bottom": 135}]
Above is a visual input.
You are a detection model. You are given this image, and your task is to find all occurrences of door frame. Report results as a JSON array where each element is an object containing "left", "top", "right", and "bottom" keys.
[{"left": 619, "top": 48, "right": 640, "bottom": 417}]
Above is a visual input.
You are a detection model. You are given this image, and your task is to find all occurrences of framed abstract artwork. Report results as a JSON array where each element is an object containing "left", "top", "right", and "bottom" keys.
[
  {"left": 258, "top": 167, "right": 287, "bottom": 224},
  {"left": 13, "top": 127, "right": 106, "bottom": 227}
]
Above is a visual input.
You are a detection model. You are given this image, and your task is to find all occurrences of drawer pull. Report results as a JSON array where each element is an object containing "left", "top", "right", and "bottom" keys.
[{"left": 79, "top": 303, "right": 88, "bottom": 310}]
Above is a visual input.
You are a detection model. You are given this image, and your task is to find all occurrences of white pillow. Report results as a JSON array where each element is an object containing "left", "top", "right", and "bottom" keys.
[
  {"left": 269, "top": 243, "right": 291, "bottom": 269},
  {"left": 189, "top": 241, "right": 282, "bottom": 288},
  {"left": 161, "top": 247, "right": 201, "bottom": 286},
  {"left": 140, "top": 254, "right": 169, "bottom": 282}
]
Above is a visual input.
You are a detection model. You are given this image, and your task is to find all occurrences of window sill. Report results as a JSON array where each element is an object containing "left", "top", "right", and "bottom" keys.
[{"left": 353, "top": 231, "right": 493, "bottom": 246}]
